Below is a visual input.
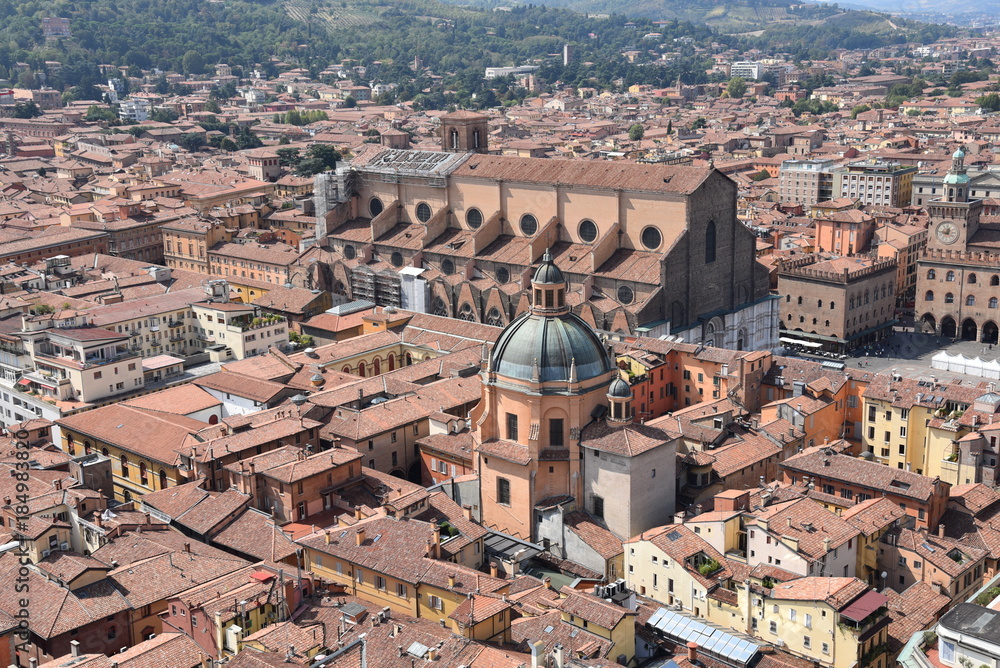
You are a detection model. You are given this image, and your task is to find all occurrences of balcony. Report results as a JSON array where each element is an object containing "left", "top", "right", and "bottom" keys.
[
  {"left": 228, "top": 314, "right": 286, "bottom": 332},
  {"left": 168, "top": 320, "right": 185, "bottom": 328}
]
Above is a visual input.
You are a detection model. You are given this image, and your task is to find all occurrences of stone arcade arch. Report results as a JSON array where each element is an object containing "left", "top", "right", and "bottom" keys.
[
  {"left": 941, "top": 316, "right": 957, "bottom": 338},
  {"left": 962, "top": 318, "right": 978, "bottom": 341},
  {"left": 983, "top": 321, "right": 999, "bottom": 345}
]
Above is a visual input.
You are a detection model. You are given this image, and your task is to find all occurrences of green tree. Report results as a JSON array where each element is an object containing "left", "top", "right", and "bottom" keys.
[
  {"left": 219, "top": 137, "right": 238, "bottom": 152},
  {"left": 204, "top": 98, "right": 222, "bottom": 114},
  {"left": 851, "top": 104, "right": 871, "bottom": 119},
  {"left": 276, "top": 147, "right": 301, "bottom": 167},
  {"left": 628, "top": 123, "right": 645, "bottom": 141},
  {"left": 726, "top": 76, "right": 748, "bottom": 99},
  {"left": 343, "top": 96, "right": 357, "bottom": 108},
  {"left": 151, "top": 108, "right": 178, "bottom": 123},
  {"left": 179, "top": 133, "right": 206, "bottom": 152},
  {"left": 11, "top": 101, "right": 42, "bottom": 119},
  {"left": 751, "top": 169, "right": 771, "bottom": 181},
  {"left": 691, "top": 117, "right": 707, "bottom": 130},
  {"left": 976, "top": 93, "right": 1000, "bottom": 112},
  {"left": 84, "top": 105, "right": 118, "bottom": 122},
  {"left": 17, "top": 70, "right": 37, "bottom": 90},
  {"left": 182, "top": 50, "right": 205, "bottom": 76}
]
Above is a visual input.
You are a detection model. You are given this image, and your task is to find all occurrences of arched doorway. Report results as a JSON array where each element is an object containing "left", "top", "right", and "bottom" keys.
[
  {"left": 920, "top": 313, "right": 936, "bottom": 334},
  {"left": 389, "top": 468, "right": 406, "bottom": 480},
  {"left": 407, "top": 461, "right": 422, "bottom": 484},
  {"left": 941, "top": 316, "right": 957, "bottom": 338},
  {"left": 983, "top": 321, "right": 999, "bottom": 344},
  {"left": 962, "top": 318, "right": 978, "bottom": 341}
]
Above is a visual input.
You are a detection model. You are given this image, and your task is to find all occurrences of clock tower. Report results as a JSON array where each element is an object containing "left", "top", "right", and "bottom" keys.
[{"left": 927, "top": 148, "right": 982, "bottom": 251}]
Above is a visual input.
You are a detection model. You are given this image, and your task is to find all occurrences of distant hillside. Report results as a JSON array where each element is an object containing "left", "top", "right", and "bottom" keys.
[{"left": 438, "top": 0, "right": 955, "bottom": 36}]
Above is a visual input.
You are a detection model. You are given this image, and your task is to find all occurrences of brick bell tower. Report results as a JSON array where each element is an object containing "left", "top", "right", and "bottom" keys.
[{"left": 440, "top": 110, "right": 489, "bottom": 154}]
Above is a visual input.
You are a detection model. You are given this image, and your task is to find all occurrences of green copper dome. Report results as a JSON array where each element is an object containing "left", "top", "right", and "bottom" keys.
[{"left": 491, "top": 311, "right": 613, "bottom": 383}]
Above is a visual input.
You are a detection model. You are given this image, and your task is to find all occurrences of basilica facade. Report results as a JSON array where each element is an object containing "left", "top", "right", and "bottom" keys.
[{"left": 295, "top": 111, "right": 778, "bottom": 351}]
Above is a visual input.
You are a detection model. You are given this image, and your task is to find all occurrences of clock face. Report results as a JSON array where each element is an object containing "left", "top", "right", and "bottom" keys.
[{"left": 936, "top": 222, "right": 960, "bottom": 245}]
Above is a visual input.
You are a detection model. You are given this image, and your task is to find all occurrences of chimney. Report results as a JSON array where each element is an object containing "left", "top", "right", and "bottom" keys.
[
  {"left": 687, "top": 642, "right": 699, "bottom": 663},
  {"left": 938, "top": 524, "right": 945, "bottom": 538},
  {"left": 398, "top": 646, "right": 405, "bottom": 657},
  {"left": 432, "top": 525, "right": 442, "bottom": 559},
  {"left": 29, "top": 660, "right": 37, "bottom": 668},
  {"left": 70, "top": 640, "right": 80, "bottom": 657},
  {"left": 325, "top": 531, "right": 332, "bottom": 544},
  {"left": 448, "top": 573, "right": 456, "bottom": 588},
  {"left": 144, "top": 512, "right": 150, "bottom": 525},
  {"left": 823, "top": 538, "right": 831, "bottom": 553},
  {"left": 674, "top": 512, "right": 685, "bottom": 525},
  {"left": 531, "top": 640, "right": 546, "bottom": 668},
  {"left": 786, "top": 517, "right": 792, "bottom": 528},
  {"left": 356, "top": 527, "right": 366, "bottom": 546},
  {"left": 490, "top": 562, "right": 498, "bottom": 578},
  {"left": 94, "top": 513, "right": 103, "bottom": 528},
  {"left": 355, "top": 506, "right": 362, "bottom": 521},
  {"left": 183, "top": 542, "right": 191, "bottom": 553},
  {"left": 552, "top": 643, "right": 565, "bottom": 668},
  {"left": 428, "top": 647, "right": 438, "bottom": 661},
  {"left": 544, "top": 577, "right": 553, "bottom": 590},
  {"left": 462, "top": 505, "right": 473, "bottom": 521}
]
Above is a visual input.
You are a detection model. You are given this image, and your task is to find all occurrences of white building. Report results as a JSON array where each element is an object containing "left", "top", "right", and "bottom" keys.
[{"left": 119, "top": 97, "right": 150, "bottom": 123}]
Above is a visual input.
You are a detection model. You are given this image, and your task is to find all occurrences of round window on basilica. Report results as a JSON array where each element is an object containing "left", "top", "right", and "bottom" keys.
[
  {"left": 369, "top": 197, "right": 384, "bottom": 217},
  {"left": 344, "top": 244, "right": 357, "bottom": 260},
  {"left": 641, "top": 226, "right": 662, "bottom": 250},
  {"left": 579, "top": 219, "right": 598, "bottom": 243},
  {"left": 466, "top": 208, "right": 483, "bottom": 229},
  {"left": 416, "top": 202, "right": 432, "bottom": 223},
  {"left": 520, "top": 214, "right": 538, "bottom": 236},
  {"left": 617, "top": 285, "right": 634, "bottom": 305},
  {"left": 496, "top": 266, "right": 510, "bottom": 284},
  {"left": 390, "top": 252, "right": 404, "bottom": 267},
  {"left": 442, "top": 258, "right": 455, "bottom": 275}
]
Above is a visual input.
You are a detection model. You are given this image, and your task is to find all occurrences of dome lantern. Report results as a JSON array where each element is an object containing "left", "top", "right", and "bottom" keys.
[
  {"left": 489, "top": 253, "right": 613, "bottom": 385},
  {"left": 531, "top": 249, "right": 569, "bottom": 316},
  {"left": 607, "top": 376, "right": 633, "bottom": 424}
]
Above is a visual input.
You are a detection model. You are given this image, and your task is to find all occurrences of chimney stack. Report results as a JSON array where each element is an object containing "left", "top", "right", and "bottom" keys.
[
  {"left": 355, "top": 506, "right": 362, "bottom": 521},
  {"left": 544, "top": 577, "right": 553, "bottom": 590},
  {"left": 448, "top": 573, "right": 456, "bottom": 588},
  {"left": 356, "top": 527, "right": 366, "bottom": 546},
  {"left": 325, "top": 531, "right": 332, "bottom": 544},
  {"left": 823, "top": 538, "right": 831, "bottom": 553},
  {"left": 490, "top": 562, "right": 498, "bottom": 578},
  {"left": 94, "top": 513, "right": 103, "bottom": 528},
  {"left": 183, "top": 542, "right": 191, "bottom": 553},
  {"left": 462, "top": 505, "right": 473, "bottom": 521},
  {"left": 938, "top": 524, "right": 945, "bottom": 538},
  {"left": 687, "top": 642, "right": 699, "bottom": 663},
  {"left": 70, "top": 640, "right": 80, "bottom": 657},
  {"left": 432, "top": 525, "right": 442, "bottom": 559}
]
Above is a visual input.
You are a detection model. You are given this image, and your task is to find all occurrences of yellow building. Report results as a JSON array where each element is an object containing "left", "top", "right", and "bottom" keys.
[
  {"left": 861, "top": 374, "right": 980, "bottom": 473},
  {"left": 758, "top": 577, "right": 889, "bottom": 668},
  {"left": 841, "top": 497, "right": 907, "bottom": 586},
  {"left": 624, "top": 524, "right": 733, "bottom": 619},
  {"left": 298, "top": 515, "right": 505, "bottom": 637},
  {"left": 556, "top": 587, "right": 636, "bottom": 666}
]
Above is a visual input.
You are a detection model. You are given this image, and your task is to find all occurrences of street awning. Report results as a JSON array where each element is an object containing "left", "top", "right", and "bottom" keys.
[{"left": 16, "top": 378, "right": 30, "bottom": 386}]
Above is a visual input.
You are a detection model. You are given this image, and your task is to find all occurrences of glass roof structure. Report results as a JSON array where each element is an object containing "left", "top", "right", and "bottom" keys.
[{"left": 647, "top": 607, "right": 763, "bottom": 668}]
